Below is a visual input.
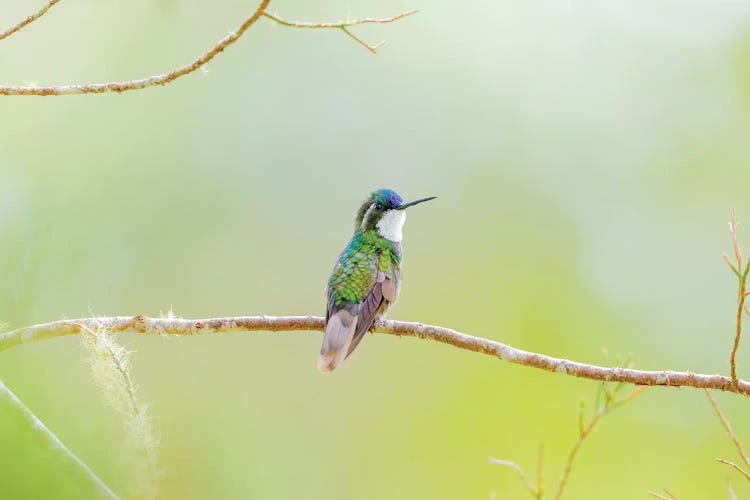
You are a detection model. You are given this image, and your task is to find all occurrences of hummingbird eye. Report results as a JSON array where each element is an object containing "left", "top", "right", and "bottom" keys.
[{"left": 374, "top": 203, "right": 385, "bottom": 211}]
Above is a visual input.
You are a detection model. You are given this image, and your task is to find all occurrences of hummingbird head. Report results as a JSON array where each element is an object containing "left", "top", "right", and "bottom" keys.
[{"left": 355, "top": 188, "right": 436, "bottom": 242}]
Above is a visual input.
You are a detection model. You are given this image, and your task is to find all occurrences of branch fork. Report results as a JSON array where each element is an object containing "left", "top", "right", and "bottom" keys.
[{"left": 0, "top": 1, "right": 417, "bottom": 95}]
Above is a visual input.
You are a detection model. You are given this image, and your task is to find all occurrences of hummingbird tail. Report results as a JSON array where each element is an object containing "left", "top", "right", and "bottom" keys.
[{"left": 318, "top": 310, "right": 359, "bottom": 372}]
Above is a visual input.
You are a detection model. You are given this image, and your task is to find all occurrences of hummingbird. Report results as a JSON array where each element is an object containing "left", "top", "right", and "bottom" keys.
[{"left": 319, "top": 188, "right": 435, "bottom": 372}]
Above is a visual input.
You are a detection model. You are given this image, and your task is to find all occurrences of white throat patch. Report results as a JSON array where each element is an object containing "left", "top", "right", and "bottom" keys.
[{"left": 376, "top": 209, "right": 406, "bottom": 242}]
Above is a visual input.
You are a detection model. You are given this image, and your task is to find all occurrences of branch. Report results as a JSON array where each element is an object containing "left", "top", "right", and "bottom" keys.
[
  {"left": 535, "top": 444, "right": 544, "bottom": 499},
  {"left": 553, "top": 385, "right": 647, "bottom": 499},
  {"left": 649, "top": 490, "right": 678, "bottom": 500},
  {"left": 0, "top": 379, "right": 118, "bottom": 498},
  {"left": 0, "top": 0, "right": 60, "bottom": 42},
  {"left": 725, "top": 209, "right": 750, "bottom": 386},
  {"left": 728, "top": 476, "right": 739, "bottom": 500},
  {"left": 0, "top": 0, "right": 271, "bottom": 95},
  {"left": 493, "top": 371, "right": 646, "bottom": 499},
  {"left": 488, "top": 458, "right": 539, "bottom": 497},
  {"left": 717, "top": 459, "right": 750, "bottom": 483},
  {"left": 262, "top": 10, "right": 418, "bottom": 54},
  {"left": 0, "top": 3, "right": 417, "bottom": 95},
  {"left": 489, "top": 444, "right": 544, "bottom": 498},
  {"left": 705, "top": 390, "right": 750, "bottom": 469},
  {"left": 2, "top": 315, "right": 750, "bottom": 395}
]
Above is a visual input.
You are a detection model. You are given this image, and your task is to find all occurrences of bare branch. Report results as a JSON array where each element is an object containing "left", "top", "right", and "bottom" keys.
[
  {"left": 262, "top": 10, "right": 418, "bottom": 53},
  {"left": 341, "top": 26, "right": 383, "bottom": 54},
  {"left": 649, "top": 489, "right": 678, "bottom": 499},
  {"left": 724, "top": 254, "right": 741, "bottom": 279},
  {"left": 0, "top": 0, "right": 60, "bottom": 42},
  {"left": 705, "top": 390, "right": 750, "bottom": 469},
  {"left": 1, "top": 315, "right": 749, "bottom": 395},
  {"left": 0, "top": 379, "right": 118, "bottom": 498},
  {"left": 0, "top": 3, "right": 417, "bottom": 95},
  {"left": 262, "top": 10, "right": 418, "bottom": 29},
  {"left": 729, "top": 209, "right": 743, "bottom": 270},
  {"left": 577, "top": 400, "right": 585, "bottom": 436},
  {"left": 554, "top": 386, "right": 647, "bottom": 499},
  {"left": 726, "top": 209, "right": 750, "bottom": 386},
  {"left": 717, "top": 459, "right": 750, "bottom": 483},
  {"left": 535, "top": 444, "right": 544, "bottom": 499},
  {"left": 728, "top": 476, "right": 739, "bottom": 500},
  {"left": 488, "top": 458, "right": 538, "bottom": 497},
  {"left": 0, "top": 0, "right": 271, "bottom": 95}
]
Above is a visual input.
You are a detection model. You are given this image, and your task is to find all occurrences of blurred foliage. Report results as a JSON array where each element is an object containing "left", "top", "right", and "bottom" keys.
[{"left": 3, "top": 0, "right": 750, "bottom": 498}]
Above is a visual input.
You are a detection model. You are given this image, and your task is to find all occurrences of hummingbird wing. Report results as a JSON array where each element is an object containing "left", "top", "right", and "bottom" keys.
[
  {"left": 319, "top": 276, "right": 389, "bottom": 372},
  {"left": 344, "top": 270, "right": 398, "bottom": 358},
  {"left": 319, "top": 249, "right": 377, "bottom": 372}
]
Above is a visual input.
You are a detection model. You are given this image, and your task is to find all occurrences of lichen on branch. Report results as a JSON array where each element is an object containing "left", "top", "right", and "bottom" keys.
[{"left": 80, "top": 324, "right": 159, "bottom": 498}]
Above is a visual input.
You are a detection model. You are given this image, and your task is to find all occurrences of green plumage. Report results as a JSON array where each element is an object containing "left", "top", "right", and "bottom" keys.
[{"left": 328, "top": 229, "right": 401, "bottom": 306}]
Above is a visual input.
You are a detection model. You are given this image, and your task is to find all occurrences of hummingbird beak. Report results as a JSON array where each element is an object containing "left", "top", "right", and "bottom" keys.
[{"left": 397, "top": 196, "right": 436, "bottom": 210}]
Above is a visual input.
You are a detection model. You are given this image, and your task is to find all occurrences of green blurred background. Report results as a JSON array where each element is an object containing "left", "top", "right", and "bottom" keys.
[{"left": 3, "top": 0, "right": 750, "bottom": 498}]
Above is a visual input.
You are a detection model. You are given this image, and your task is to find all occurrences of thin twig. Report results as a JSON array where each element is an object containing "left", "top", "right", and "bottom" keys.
[
  {"left": 0, "top": 379, "right": 118, "bottom": 498},
  {"left": 730, "top": 209, "right": 743, "bottom": 270},
  {"left": 0, "top": 0, "right": 271, "bottom": 95},
  {"left": 488, "top": 458, "right": 538, "bottom": 497},
  {"left": 648, "top": 490, "right": 678, "bottom": 500},
  {"left": 262, "top": 10, "right": 418, "bottom": 29},
  {"left": 704, "top": 390, "right": 750, "bottom": 469},
  {"left": 0, "top": 0, "right": 60, "bottom": 41},
  {"left": 717, "top": 459, "right": 750, "bottom": 483},
  {"left": 577, "top": 400, "right": 585, "bottom": 436},
  {"left": 536, "top": 444, "right": 544, "bottom": 500},
  {"left": 728, "top": 476, "right": 739, "bottom": 500},
  {"left": 341, "top": 26, "right": 383, "bottom": 54},
  {"left": 553, "top": 386, "right": 648, "bottom": 499},
  {"left": 1, "top": 316, "right": 750, "bottom": 395},
  {"left": 725, "top": 209, "right": 750, "bottom": 387},
  {"left": 262, "top": 10, "right": 417, "bottom": 53}
]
